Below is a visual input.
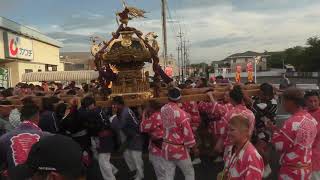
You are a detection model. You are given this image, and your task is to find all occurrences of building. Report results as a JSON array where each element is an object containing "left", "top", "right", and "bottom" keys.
[
  {"left": 60, "top": 52, "right": 93, "bottom": 71},
  {"left": 0, "top": 17, "right": 63, "bottom": 87},
  {"left": 216, "top": 51, "right": 270, "bottom": 73}
]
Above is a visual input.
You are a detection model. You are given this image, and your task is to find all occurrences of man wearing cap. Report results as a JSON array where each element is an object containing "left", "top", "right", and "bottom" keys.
[
  {"left": 8, "top": 134, "right": 85, "bottom": 180},
  {"left": 0, "top": 103, "right": 46, "bottom": 178},
  {"left": 266, "top": 88, "right": 317, "bottom": 180},
  {"left": 110, "top": 96, "right": 144, "bottom": 180},
  {"left": 161, "top": 87, "right": 196, "bottom": 180}
]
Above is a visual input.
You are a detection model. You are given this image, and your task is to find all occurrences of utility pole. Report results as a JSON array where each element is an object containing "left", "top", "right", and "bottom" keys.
[
  {"left": 178, "top": 28, "right": 184, "bottom": 82},
  {"left": 185, "top": 40, "right": 190, "bottom": 77},
  {"left": 161, "top": 0, "right": 168, "bottom": 67},
  {"left": 183, "top": 39, "right": 187, "bottom": 80},
  {"left": 177, "top": 46, "right": 181, "bottom": 82}
]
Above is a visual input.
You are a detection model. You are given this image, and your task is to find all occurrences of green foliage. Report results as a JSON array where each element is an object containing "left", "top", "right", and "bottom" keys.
[
  {"left": 267, "top": 52, "right": 285, "bottom": 68},
  {"left": 268, "top": 36, "right": 320, "bottom": 71},
  {"left": 303, "top": 37, "right": 320, "bottom": 71}
]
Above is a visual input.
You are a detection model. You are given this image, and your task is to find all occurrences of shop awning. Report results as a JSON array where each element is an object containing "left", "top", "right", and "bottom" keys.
[{"left": 21, "top": 71, "right": 99, "bottom": 82}]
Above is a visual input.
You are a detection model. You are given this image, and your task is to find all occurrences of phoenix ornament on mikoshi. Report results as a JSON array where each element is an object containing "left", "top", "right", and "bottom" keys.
[{"left": 116, "top": 0, "right": 146, "bottom": 26}]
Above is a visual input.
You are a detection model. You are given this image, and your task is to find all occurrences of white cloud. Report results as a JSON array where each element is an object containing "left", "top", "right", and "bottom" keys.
[
  {"left": 60, "top": 42, "right": 90, "bottom": 52},
  {"left": 50, "top": 24, "right": 60, "bottom": 29},
  {"left": 168, "top": 2, "right": 320, "bottom": 63},
  {"left": 35, "top": 1, "right": 320, "bottom": 64}
]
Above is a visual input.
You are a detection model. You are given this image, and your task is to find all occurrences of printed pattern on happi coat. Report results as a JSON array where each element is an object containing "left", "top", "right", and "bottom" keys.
[
  {"left": 140, "top": 112, "right": 164, "bottom": 157},
  {"left": 251, "top": 98, "right": 278, "bottom": 143},
  {"left": 178, "top": 101, "right": 201, "bottom": 133},
  {"left": 221, "top": 104, "right": 255, "bottom": 139},
  {"left": 161, "top": 102, "right": 196, "bottom": 160},
  {"left": 198, "top": 101, "right": 233, "bottom": 136},
  {"left": 309, "top": 108, "right": 320, "bottom": 171},
  {"left": 223, "top": 142, "right": 264, "bottom": 180},
  {"left": 0, "top": 121, "right": 44, "bottom": 174},
  {"left": 272, "top": 110, "right": 318, "bottom": 180},
  {"left": 251, "top": 98, "right": 278, "bottom": 129}
]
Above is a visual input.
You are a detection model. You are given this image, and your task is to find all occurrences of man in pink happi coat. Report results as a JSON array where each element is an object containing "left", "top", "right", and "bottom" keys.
[
  {"left": 304, "top": 90, "right": 320, "bottom": 180},
  {"left": 161, "top": 87, "right": 196, "bottom": 180},
  {"left": 178, "top": 100, "right": 202, "bottom": 164},
  {"left": 267, "top": 88, "right": 317, "bottom": 180},
  {"left": 198, "top": 91, "right": 234, "bottom": 162},
  {"left": 140, "top": 100, "right": 166, "bottom": 180},
  {"left": 198, "top": 91, "right": 233, "bottom": 137},
  {"left": 215, "top": 86, "right": 255, "bottom": 152},
  {"left": 178, "top": 101, "right": 201, "bottom": 133}
]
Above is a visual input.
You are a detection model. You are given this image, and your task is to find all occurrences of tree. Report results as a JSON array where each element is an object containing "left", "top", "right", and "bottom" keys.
[
  {"left": 268, "top": 52, "right": 285, "bottom": 68},
  {"left": 307, "top": 37, "right": 320, "bottom": 47},
  {"left": 284, "top": 46, "right": 305, "bottom": 71},
  {"left": 268, "top": 44, "right": 314, "bottom": 71},
  {"left": 303, "top": 36, "right": 320, "bottom": 71}
]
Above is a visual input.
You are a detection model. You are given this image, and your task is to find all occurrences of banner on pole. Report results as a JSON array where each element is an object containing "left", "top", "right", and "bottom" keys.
[
  {"left": 235, "top": 65, "right": 241, "bottom": 83},
  {"left": 247, "top": 62, "right": 254, "bottom": 83}
]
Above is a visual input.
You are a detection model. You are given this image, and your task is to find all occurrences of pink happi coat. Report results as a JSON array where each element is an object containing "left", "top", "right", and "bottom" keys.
[
  {"left": 309, "top": 108, "right": 320, "bottom": 172},
  {"left": 161, "top": 102, "right": 196, "bottom": 160},
  {"left": 178, "top": 101, "right": 201, "bottom": 132},
  {"left": 272, "top": 110, "right": 318, "bottom": 180},
  {"left": 198, "top": 101, "right": 233, "bottom": 136},
  {"left": 140, "top": 111, "right": 164, "bottom": 157},
  {"left": 223, "top": 142, "right": 264, "bottom": 180},
  {"left": 221, "top": 104, "right": 255, "bottom": 139}
]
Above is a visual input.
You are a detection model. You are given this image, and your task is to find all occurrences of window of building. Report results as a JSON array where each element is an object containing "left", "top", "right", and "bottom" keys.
[
  {"left": 45, "top": 64, "right": 58, "bottom": 71},
  {"left": 25, "top": 69, "right": 33, "bottom": 73}
]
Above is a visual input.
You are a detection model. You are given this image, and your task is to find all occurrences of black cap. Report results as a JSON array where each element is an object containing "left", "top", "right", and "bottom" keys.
[
  {"left": 9, "top": 134, "right": 85, "bottom": 180},
  {"left": 168, "top": 87, "right": 182, "bottom": 101}
]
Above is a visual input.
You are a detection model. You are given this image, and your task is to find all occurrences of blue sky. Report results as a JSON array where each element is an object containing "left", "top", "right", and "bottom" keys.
[{"left": 1, "top": 0, "right": 320, "bottom": 63}]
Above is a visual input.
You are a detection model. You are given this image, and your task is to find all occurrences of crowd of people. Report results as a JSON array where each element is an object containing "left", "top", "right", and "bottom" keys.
[{"left": 0, "top": 79, "right": 319, "bottom": 180}]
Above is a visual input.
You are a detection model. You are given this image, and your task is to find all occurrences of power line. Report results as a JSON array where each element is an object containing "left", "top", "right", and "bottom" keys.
[
  {"left": 170, "top": 0, "right": 189, "bottom": 37},
  {"left": 170, "top": 0, "right": 183, "bottom": 31},
  {"left": 169, "top": 0, "right": 191, "bottom": 58}
]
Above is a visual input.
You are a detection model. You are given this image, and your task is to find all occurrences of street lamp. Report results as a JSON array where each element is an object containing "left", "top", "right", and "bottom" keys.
[{"left": 254, "top": 56, "right": 262, "bottom": 83}]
